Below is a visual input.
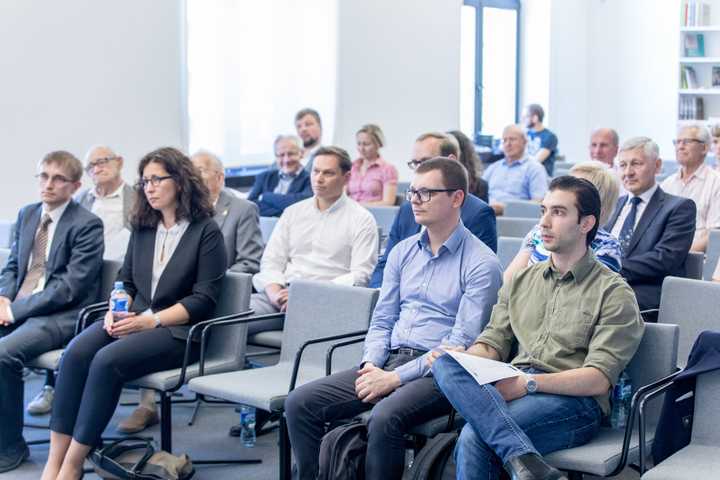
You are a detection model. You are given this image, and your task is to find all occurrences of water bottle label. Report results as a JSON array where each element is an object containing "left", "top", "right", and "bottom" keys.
[{"left": 112, "top": 297, "right": 128, "bottom": 313}]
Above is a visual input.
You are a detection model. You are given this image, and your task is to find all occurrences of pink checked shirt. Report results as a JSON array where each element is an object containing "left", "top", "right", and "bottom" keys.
[{"left": 347, "top": 157, "right": 398, "bottom": 203}]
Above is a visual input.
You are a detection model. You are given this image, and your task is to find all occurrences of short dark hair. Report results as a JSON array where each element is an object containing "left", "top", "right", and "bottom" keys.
[
  {"left": 548, "top": 176, "right": 601, "bottom": 246},
  {"left": 415, "top": 132, "right": 459, "bottom": 158},
  {"left": 447, "top": 130, "right": 481, "bottom": 194},
  {"left": 312, "top": 145, "right": 352, "bottom": 174},
  {"left": 294, "top": 108, "right": 322, "bottom": 128},
  {"left": 415, "top": 156, "right": 468, "bottom": 205},
  {"left": 131, "top": 147, "right": 214, "bottom": 229},
  {"left": 40, "top": 150, "right": 83, "bottom": 182},
  {"left": 526, "top": 103, "right": 545, "bottom": 123}
]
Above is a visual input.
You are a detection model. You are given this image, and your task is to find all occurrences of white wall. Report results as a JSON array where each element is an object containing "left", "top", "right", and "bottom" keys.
[
  {"left": 0, "top": 0, "right": 184, "bottom": 219},
  {"left": 333, "top": 0, "right": 462, "bottom": 182}
]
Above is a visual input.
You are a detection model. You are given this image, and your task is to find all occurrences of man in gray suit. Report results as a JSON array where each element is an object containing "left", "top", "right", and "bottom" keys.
[
  {"left": 116, "top": 149, "right": 264, "bottom": 434},
  {"left": 0, "top": 151, "right": 104, "bottom": 472}
]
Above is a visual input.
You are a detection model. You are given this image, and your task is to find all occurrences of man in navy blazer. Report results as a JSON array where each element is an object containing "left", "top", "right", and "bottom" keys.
[
  {"left": 369, "top": 133, "right": 497, "bottom": 288},
  {"left": 604, "top": 137, "right": 695, "bottom": 312},
  {"left": 247, "top": 135, "right": 313, "bottom": 217},
  {"left": 0, "top": 151, "right": 104, "bottom": 472}
]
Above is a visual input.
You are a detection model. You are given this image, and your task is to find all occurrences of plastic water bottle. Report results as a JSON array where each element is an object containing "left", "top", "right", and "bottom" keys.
[
  {"left": 610, "top": 371, "right": 632, "bottom": 429},
  {"left": 240, "top": 405, "right": 256, "bottom": 447},
  {"left": 110, "top": 281, "right": 129, "bottom": 318}
]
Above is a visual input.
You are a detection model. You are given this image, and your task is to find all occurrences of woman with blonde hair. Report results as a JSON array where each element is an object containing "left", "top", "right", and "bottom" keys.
[{"left": 347, "top": 124, "right": 398, "bottom": 206}]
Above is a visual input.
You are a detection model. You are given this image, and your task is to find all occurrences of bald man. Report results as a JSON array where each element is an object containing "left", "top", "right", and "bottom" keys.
[{"left": 590, "top": 128, "right": 620, "bottom": 168}]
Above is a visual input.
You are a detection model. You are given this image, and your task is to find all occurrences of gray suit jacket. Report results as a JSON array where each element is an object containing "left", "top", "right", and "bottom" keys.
[
  {"left": 76, "top": 183, "right": 135, "bottom": 230},
  {"left": 214, "top": 189, "right": 263, "bottom": 273},
  {"left": 0, "top": 201, "right": 104, "bottom": 339}
]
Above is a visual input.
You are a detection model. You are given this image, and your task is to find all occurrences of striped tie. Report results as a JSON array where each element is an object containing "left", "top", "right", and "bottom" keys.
[{"left": 16, "top": 214, "right": 52, "bottom": 299}]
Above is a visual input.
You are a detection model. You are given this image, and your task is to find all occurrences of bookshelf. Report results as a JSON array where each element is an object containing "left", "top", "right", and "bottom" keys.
[{"left": 678, "top": 1, "right": 720, "bottom": 124}]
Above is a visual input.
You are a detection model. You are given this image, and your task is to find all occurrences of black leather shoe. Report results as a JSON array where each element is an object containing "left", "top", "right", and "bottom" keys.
[
  {"left": 505, "top": 453, "right": 567, "bottom": 480},
  {"left": 0, "top": 441, "right": 30, "bottom": 474}
]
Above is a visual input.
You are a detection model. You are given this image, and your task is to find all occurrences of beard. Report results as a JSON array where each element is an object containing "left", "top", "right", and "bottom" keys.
[{"left": 303, "top": 137, "right": 318, "bottom": 148}]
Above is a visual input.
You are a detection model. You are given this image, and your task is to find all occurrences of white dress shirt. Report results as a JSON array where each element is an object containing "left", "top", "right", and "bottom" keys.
[
  {"left": 90, "top": 182, "right": 130, "bottom": 261},
  {"left": 610, "top": 184, "right": 659, "bottom": 239},
  {"left": 150, "top": 220, "right": 190, "bottom": 300},
  {"left": 252, "top": 194, "right": 378, "bottom": 292}
]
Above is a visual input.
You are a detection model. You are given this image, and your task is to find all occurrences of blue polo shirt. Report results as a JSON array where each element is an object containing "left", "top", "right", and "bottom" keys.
[{"left": 482, "top": 155, "right": 549, "bottom": 204}]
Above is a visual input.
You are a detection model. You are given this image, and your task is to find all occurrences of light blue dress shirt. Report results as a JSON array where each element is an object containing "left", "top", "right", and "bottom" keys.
[
  {"left": 361, "top": 221, "right": 502, "bottom": 384},
  {"left": 482, "top": 155, "right": 549, "bottom": 203}
]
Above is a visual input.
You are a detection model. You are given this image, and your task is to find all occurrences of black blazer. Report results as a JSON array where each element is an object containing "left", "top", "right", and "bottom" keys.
[
  {"left": 247, "top": 168, "right": 313, "bottom": 217},
  {"left": 118, "top": 216, "right": 227, "bottom": 341},
  {"left": 604, "top": 187, "right": 696, "bottom": 311},
  {"left": 0, "top": 201, "right": 104, "bottom": 338}
]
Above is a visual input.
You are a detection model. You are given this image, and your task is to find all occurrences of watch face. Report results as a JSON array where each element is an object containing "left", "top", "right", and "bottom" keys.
[{"left": 526, "top": 377, "right": 538, "bottom": 393}]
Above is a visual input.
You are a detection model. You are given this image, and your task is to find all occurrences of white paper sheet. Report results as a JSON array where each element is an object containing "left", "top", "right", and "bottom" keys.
[{"left": 446, "top": 350, "right": 524, "bottom": 386}]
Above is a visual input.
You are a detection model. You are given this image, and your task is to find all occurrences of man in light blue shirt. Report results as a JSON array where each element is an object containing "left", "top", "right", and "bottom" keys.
[
  {"left": 285, "top": 157, "right": 502, "bottom": 480},
  {"left": 483, "top": 124, "right": 549, "bottom": 216}
]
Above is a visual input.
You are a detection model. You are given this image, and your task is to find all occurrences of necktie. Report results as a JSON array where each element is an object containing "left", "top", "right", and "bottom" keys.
[
  {"left": 17, "top": 214, "right": 52, "bottom": 299},
  {"left": 618, "top": 197, "right": 641, "bottom": 256}
]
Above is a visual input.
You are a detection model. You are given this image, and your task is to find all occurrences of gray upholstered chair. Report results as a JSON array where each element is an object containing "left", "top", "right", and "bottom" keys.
[
  {"left": 0, "top": 247, "right": 10, "bottom": 267},
  {"left": 259, "top": 216, "right": 279, "bottom": 244},
  {"left": 703, "top": 229, "right": 720, "bottom": 280},
  {"left": 0, "top": 220, "right": 14, "bottom": 249},
  {"left": 545, "top": 323, "right": 679, "bottom": 478},
  {"left": 188, "top": 280, "right": 379, "bottom": 480},
  {"left": 683, "top": 251, "right": 704, "bottom": 280},
  {"left": 497, "top": 236, "right": 524, "bottom": 270},
  {"left": 640, "top": 369, "right": 720, "bottom": 479},
  {"left": 503, "top": 200, "right": 541, "bottom": 218},
  {"left": 367, "top": 206, "right": 399, "bottom": 250},
  {"left": 496, "top": 217, "right": 537, "bottom": 238}
]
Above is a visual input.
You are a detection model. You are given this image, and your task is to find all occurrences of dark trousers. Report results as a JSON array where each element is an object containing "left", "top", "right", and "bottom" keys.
[
  {"left": 49, "top": 322, "right": 197, "bottom": 446},
  {"left": 0, "top": 316, "right": 68, "bottom": 450},
  {"left": 285, "top": 352, "right": 451, "bottom": 480}
]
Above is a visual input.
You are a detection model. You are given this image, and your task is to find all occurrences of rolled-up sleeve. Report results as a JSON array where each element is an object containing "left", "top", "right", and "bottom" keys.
[
  {"left": 473, "top": 281, "right": 515, "bottom": 362},
  {"left": 252, "top": 211, "right": 291, "bottom": 292}
]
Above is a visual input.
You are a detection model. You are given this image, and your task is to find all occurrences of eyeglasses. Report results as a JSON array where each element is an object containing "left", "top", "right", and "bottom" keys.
[
  {"left": 275, "top": 151, "right": 301, "bottom": 159},
  {"left": 35, "top": 173, "right": 72, "bottom": 185},
  {"left": 407, "top": 157, "right": 433, "bottom": 170},
  {"left": 85, "top": 156, "right": 119, "bottom": 173},
  {"left": 137, "top": 175, "right": 173, "bottom": 189},
  {"left": 672, "top": 138, "right": 705, "bottom": 147},
  {"left": 405, "top": 188, "right": 457, "bottom": 203}
]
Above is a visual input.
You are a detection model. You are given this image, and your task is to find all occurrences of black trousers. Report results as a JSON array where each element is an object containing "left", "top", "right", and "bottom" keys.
[
  {"left": 50, "top": 322, "right": 198, "bottom": 446},
  {"left": 285, "top": 352, "right": 451, "bottom": 480}
]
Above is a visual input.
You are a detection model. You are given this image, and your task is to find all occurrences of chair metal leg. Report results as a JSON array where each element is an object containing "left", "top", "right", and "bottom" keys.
[
  {"left": 187, "top": 398, "right": 202, "bottom": 426},
  {"left": 160, "top": 392, "right": 172, "bottom": 453},
  {"left": 279, "top": 413, "right": 291, "bottom": 480}
]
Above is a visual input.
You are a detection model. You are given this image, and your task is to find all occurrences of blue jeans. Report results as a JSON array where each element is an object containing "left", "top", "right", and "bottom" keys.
[{"left": 433, "top": 354, "right": 602, "bottom": 480}]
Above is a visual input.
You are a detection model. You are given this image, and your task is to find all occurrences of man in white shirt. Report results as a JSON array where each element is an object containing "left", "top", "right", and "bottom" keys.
[
  {"left": 250, "top": 145, "right": 378, "bottom": 334},
  {"left": 590, "top": 128, "right": 620, "bottom": 168},
  {"left": 661, "top": 125, "right": 720, "bottom": 252},
  {"left": 295, "top": 108, "right": 323, "bottom": 173}
]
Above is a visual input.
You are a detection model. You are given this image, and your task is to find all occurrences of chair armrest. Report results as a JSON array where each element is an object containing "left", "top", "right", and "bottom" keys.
[
  {"left": 325, "top": 335, "right": 366, "bottom": 376},
  {"left": 75, "top": 302, "right": 109, "bottom": 335},
  {"left": 289, "top": 330, "right": 369, "bottom": 393},
  {"left": 637, "top": 371, "right": 683, "bottom": 474}
]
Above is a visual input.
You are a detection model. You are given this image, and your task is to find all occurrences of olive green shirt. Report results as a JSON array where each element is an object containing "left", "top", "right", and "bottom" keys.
[{"left": 474, "top": 249, "right": 644, "bottom": 414}]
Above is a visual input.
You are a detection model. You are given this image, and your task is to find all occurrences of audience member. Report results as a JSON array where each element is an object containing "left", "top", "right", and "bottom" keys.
[
  {"left": 347, "top": 124, "right": 398, "bottom": 206},
  {"left": 430, "top": 176, "right": 644, "bottom": 480},
  {"left": 590, "top": 128, "right": 620, "bottom": 168},
  {"left": 0, "top": 151, "right": 104, "bottom": 474},
  {"left": 661, "top": 125, "right": 720, "bottom": 253},
  {"left": 448, "top": 129, "right": 489, "bottom": 203},
  {"left": 605, "top": 137, "right": 695, "bottom": 312},
  {"left": 711, "top": 124, "right": 720, "bottom": 169},
  {"left": 369, "top": 132, "right": 496, "bottom": 288},
  {"left": 482, "top": 124, "right": 549, "bottom": 216},
  {"left": 295, "top": 108, "right": 323, "bottom": 172},
  {"left": 249, "top": 146, "right": 378, "bottom": 334},
  {"left": 247, "top": 135, "right": 313, "bottom": 217},
  {"left": 42, "top": 147, "right": 226, "bottom": 480},
  {"left": 504, "top": 161, "right": 622, "bottom": 283},
  {"left": 523, "top": 104, "right": 558, "bottom": 176},
  {"left": 286, "top": 157, "right": 502, "bottom": 480}
]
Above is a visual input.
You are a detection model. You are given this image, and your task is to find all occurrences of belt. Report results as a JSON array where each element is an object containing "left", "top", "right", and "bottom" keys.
[{"left": 390, "top": 347, "right": 428, "bottom": 356}]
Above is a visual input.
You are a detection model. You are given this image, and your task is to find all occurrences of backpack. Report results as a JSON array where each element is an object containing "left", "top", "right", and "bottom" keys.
[
  {"left": 318, "top": 421, "right": 368, "bottom": 480},
  {"left": 402, "top": 432, "right": 458, "bottom": 480}
]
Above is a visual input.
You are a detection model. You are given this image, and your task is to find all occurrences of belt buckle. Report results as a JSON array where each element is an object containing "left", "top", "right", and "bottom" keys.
[{"left": 397, "top": 347, "right": 413, "bottom": 356}]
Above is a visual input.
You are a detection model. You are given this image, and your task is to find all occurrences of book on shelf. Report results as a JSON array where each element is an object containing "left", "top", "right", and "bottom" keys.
[
  {"left": 682, "top": 65, "right": 700, "bottom": 88},
  {"left": 684, "top": 33, "right": 706, "bottom": 56},
  {"left": 679, "top": 96, "right": 705, "bottom": 120},
  {"left": 713, "top": 66, "right": 720, "bottom": 87},
  {"left": 683, "top": 0, "right": 711, "bottom": 27}
]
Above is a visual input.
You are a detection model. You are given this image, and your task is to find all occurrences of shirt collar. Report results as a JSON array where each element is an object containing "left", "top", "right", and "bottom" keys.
[
  {"left": 680, "top": 163, "right": 710, "bottom": 182},
  {"left": 629, "top": 183, "right": 658, "bottom": 205},
  {"left": 279, "top": 169, "right": 299, "bottom": 181},
  {"left": 157, "top": 219, "right": 189, "bottom": 235},
  {"left": 504, "top": 154, "right": 528, "bottom": 167},
  {"left": 542, "top": 248, "right": 596, "bottom": 283},
  {"left": 91, "top": 181, "right": 125, "bottom": 199},
  {"left": 313, "top": 193, "right": 347, "bottom": 213},
  {"left": 354, "top": 157, "right": 385, "bottom": 169},
  {"left": 417, "top": 220, "right": 466, "bottom": 255},
  {"left": 42, "top": 200, "right": 71, "bottom": 224}
]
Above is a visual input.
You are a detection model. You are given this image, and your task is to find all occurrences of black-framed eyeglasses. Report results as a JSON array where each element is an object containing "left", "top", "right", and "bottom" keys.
[
  {"left": 407, "top": 157, "right": 433, "bottom": 170},
  {"left": 85, "top": 156, "right": 119, "bottom": 173},
  {"left": 405, "top": 188, "right": 457, "bottom": 203},
  {"left": 137, "top": 175, "right": 173, "bottom": 189},
  {"left": 35, "top": 173, "right": 72, "bottom": 185},
  {"left": 672, "top": 138, "right": 705, "bottom": 147}
]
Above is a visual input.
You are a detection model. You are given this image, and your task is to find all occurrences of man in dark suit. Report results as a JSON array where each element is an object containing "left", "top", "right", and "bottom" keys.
[
  {"left": 247, "top": 135, "right": 313, "bottom": 217},
  {"left": 369, "top": 132, "right": 497, "bottom": 288},
  {"left": 605, "top": 136, "right": 696, "bottom": 312},
  {"left": 0, "top": 151, "right": 104, "bottom": 472}
]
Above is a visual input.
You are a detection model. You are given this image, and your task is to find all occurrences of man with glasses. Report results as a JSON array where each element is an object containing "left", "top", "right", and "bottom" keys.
[
  {"left": 247, "top": 135, "right": 313, "bottom": 217},
  {"left": 285, "top": 157, "right": 502, "bottom": 479},
  {"left": 0, "top": 151, "right": 104, "bottom": 473},
  {"left": 661, "top": 126, "right": 720, "bottom": 253},
  {"left": 369, "top": 132, "right": 496, "bottom": 288}
]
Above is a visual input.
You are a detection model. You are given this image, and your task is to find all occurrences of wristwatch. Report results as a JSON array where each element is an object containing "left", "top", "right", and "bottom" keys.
[
  {"left": 153, "top": 313, "right": 162, "bottom": 328},
  {"left": 525, "top": 375, "right": 538, "bottom": 394}
]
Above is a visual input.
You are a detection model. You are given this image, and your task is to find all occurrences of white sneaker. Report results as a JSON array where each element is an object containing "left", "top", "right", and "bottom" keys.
[{"left": 26, "top": 385, "right": 54, "bottom": 415}]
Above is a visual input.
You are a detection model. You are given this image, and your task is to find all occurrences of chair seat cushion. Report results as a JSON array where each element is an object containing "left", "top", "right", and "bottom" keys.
[
  {"left": 248, "top": 330, "right": 282, "bottom": 348},
  {"left": 128, "top": 359, "right": 243, "bottom": 392},
  {"left": 641, "top": 444, "right": 720, "bottom": 479},
  {"left": 27, "top": 349, "right": 64, "bottom": 370}
]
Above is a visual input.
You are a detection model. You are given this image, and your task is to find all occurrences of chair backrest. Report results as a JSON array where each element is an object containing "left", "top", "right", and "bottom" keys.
[
  {"left": 503, "top": 200, "right": 541, "bottom": 218},
  {"left": 496, "top": 217, "right": 536, "bottom": 238},
  {"left": 367, "top": 206, "right": 399, "bottom": 239},
  {"left": 100, "top": 259, "right": 124, "bottom": 300},
  {"left": 279, "top": 280, "right": 379, "bottom": 373},
  {"left": 0, "top": 221, "right": 13, "bottom": 249},
  {"left": 683, "top": 251, "right": 704, "bottom": 280},
  {"left": 703, "top": 229, "right": 720, "bottom": 280},
  {"left": 625, "top": 323, "right": 679, "bottom": 423},
  {"left": 0, "top": 247, "right": 10, "bottom": 268},
  {"left": 692, "top": 369, "right": 720, "bottom": 445},
  {"left": 396, "top": 181, "right": 411, "bottom": 194},
  {"left": 497, "top": 236, "right": 523, "bottom": 270},
  {"left": 259, "top": 216, "right": 279, "bottom": 244},
  {"left": 202, "top": 272, "right": 254, "bottom": 374},
  {"left": 658, "top": 276, "right": 720, "bottom": 367}
]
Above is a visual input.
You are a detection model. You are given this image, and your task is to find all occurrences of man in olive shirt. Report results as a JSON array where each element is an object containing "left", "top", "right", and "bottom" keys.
[{"left": 430, "top": 176, "right": 644, "bottom": 480}]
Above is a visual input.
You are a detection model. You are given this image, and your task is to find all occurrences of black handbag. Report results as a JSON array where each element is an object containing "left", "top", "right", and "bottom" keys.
[{"left": 88, "top": 437, "right": 195, "bottom": 480}]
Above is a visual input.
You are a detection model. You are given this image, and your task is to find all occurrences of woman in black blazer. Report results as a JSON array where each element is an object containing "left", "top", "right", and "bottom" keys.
[{"left": 42, "top": 147, "right": 226, "bottom": 480}]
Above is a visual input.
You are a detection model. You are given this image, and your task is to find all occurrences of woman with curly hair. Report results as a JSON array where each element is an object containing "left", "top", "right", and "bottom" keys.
[
  {"left": 447, "top": 130, "right": 489, "bottom": 203},
  {"left": 42, "top": 147, "right": 226, "bottom": 480}
]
